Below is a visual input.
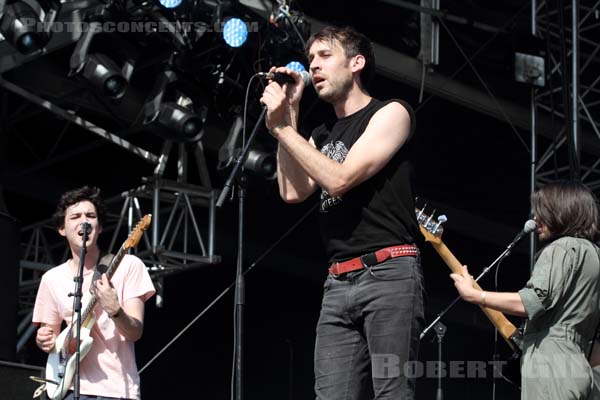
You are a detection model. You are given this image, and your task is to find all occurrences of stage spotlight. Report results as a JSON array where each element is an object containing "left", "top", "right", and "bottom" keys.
[
  {"left": 158, "top": 0, "right": 182, "bottom": 9},
  {"left": 245, "top": 149, "right": 276, "bottom": 179},
  {"left": 285, "top": 61, "right": 305, "bottom": 72},
  {"left": 0, "top": 0, "right": 60, "bottom": 55},
  {"left": 69, "top": 23, "right": 132, "bottom": 100},
  {"left": 144, "top": 68, "right": 206, "bottom": 143},
  {"left": 222, "top": 18, "right": 247, "bottom": 48},
  {"left": 217, "top": 115, "right": 276, "bottom": 179},
  {"left": 81, "top": 54, "right": 128, "bottom": 99},
  {"left": 156, "top": 99, "right": 204, "bottom": 142}
]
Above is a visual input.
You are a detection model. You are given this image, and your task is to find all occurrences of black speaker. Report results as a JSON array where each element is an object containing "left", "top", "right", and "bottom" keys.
[
  {"left": 0, "top": 212, "right": 19, "bottom": 361},
  {"left": 0, "top": 360, "right": 45, "bottom": 400}
]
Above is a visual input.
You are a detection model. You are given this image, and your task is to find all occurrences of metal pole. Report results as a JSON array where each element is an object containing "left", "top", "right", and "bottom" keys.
[
  {"left": 530, "top": 0, "right": 538, "bottom": 272},
  {"left": 572, "top": 0, "right": 580, "bottom": 178}
]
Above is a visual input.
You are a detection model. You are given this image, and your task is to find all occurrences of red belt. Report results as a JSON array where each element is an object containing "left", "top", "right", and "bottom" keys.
[{"left": 328, "top": 244, "right": 418, "bottom": 276}]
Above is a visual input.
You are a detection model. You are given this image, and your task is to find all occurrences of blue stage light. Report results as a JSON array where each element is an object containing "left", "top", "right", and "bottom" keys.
[
  {"left": 285, "top": 61, "right": 306, "bottom": 72},
  {"left": 159, "top": 0, "right": 182, "bottom": 9},
  {"left": 223, "top": 18, "right": 248, "bottom": 48}
]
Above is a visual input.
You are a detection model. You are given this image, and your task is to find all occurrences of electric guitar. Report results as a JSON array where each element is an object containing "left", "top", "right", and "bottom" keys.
[
  {"left": 415, "top": 207, "right": 523, "bottom": 356},
  {"left": 44, "top": 214, "right": 152, "bottom": 400}
]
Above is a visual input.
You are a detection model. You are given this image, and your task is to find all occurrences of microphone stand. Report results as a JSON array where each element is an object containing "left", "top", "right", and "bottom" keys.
[
  {"left": 421, "top": 243, "right": 515, "bottom": 341},
  {"left": 419, "top": 242, "right": 520, "bottom": 400},
  {"left": 68, "top": 226, "right": 89, "bottom": 400},
  {"left": 217, "top": 105, "right": 267, "bottom": 400}
]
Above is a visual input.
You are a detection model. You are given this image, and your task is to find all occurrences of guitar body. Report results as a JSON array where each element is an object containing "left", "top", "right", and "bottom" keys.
[{"left": 46, "top": 313, "right": 96, "bottom": 400}]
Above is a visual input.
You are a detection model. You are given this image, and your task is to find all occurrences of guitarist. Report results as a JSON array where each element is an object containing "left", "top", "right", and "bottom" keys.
[
  {"left": 32, "top": 186, "right": 155, "bottom": 399},
  {"left": 451, "top": 182, "right": 600, "bottom": 400}
]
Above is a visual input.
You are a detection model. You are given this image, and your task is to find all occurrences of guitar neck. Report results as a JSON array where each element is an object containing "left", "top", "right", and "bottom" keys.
[
  {"left": 430, "top": 240, "right": 519, "bottom": 351},
  {"left": 81, "top": 246, "right": 127, "bottom": 324}
]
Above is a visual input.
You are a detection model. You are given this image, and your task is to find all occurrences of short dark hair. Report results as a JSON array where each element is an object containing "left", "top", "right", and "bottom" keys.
[
  {"left": 531, "top": 181, "right": 599, "bottom": 242},
  {"left": 52, "top": 186, "right": 107, "bottom": 230},
  {"left": 305, "top": 25, "right": 375, "bottom": 89}
]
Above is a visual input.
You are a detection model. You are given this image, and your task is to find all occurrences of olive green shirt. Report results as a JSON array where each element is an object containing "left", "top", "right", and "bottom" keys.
[
  {"left": 519, "top": 236, "right": 600, "bottom": 345},
  {"left": 518, "top": 236, "right": 600, "bottom": 400}
]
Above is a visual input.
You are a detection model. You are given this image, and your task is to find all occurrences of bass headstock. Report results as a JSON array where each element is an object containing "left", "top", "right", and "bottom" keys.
[{"left": 415, "top": 205, "right": 447, "bottom": 245}]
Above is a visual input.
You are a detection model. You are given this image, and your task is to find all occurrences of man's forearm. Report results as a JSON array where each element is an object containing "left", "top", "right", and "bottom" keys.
[
  {"left": 275, "top": 126, "right": 349, "bottom": 197},
  {"left": 277, "top": 143, "right": 316, "bottom": 201},
  {"left": 112, "top": 308, "right": 144, "bottom": 342}
]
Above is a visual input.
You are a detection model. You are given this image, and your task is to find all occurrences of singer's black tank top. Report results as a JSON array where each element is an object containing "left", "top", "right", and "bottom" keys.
[{"left": 311, "top": 98, "right": 418, "bottom": 263}]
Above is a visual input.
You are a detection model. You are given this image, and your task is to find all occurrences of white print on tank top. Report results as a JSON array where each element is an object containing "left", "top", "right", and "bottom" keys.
[{"left": 319, "top": 140, "right": 348, "bottom": 212}]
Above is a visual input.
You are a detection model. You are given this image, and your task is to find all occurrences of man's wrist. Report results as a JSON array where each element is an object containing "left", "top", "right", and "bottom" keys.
[
  {"left": 109, "top": 307, "right": 123, "bottom": 319},
  {"left": 480, "top": 291, "right": 487, "bottom": 306},
  {"left": 270, "top": 123, "right": 289, "bottom": 135}
]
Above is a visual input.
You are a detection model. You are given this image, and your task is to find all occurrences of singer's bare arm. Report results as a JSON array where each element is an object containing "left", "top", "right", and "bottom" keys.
[
  {"left": 266, "top": 102, "right": 411, "bottom": 201},
  {"left": 259, "top": 67, "right": 319, "bottom": 202},
  {"left": 276, "top": 136, "right": 319, "bottom": 203}
]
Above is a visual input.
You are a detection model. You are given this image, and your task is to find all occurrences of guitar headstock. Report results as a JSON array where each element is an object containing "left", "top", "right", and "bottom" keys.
[
  {"left": 124, "top": 214, "right": 152, "bottom": 250},
  {"left": 415, "top": 206, "right": 447, "bottom": 245}
]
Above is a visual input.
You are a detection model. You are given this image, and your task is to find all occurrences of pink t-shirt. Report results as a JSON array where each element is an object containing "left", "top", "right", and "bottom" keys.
[{"left": 33, "top": 254, "right": 155, "bottom": 399}]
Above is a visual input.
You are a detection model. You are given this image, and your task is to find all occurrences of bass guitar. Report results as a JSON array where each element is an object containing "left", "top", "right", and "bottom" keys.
[
  {"left": 415, "top": 206, "right": 523, "bottom": 356},
  {"left": 44, "top": 214, "right": 151, "bottom": 400}
]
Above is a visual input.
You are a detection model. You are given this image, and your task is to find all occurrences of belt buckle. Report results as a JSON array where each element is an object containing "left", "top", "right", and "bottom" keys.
[{"left": 359, "top": 254, "right": 369, "bottom": 269}]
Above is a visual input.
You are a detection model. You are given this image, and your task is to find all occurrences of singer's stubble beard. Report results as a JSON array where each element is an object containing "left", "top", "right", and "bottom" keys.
[{"left": 318, "top": 76, "right": 353, "bottom": 105}]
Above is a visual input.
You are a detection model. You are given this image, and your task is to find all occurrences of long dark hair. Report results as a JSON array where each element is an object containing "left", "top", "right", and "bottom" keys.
[
  {"left": 52, "top": 186, "right": 107, "bottom": 230},
  {"left": 305, "top": 25, "right": 375, "bottom": 90},
  {"left": 531, "top": 181, "right": 599, "bottom": 243}
]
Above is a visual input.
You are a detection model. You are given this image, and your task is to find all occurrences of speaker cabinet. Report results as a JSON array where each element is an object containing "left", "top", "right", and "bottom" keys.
[{"left": 0, "top": 360, "right": 45, "bottom": 400}]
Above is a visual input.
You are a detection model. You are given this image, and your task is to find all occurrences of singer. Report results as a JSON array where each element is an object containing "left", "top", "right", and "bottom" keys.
[
  {"left": 260, "top": 26, "right": 423, "bottom": 399},
  {"left": 32, "top": 186, "right": 155, "bottom": 399},
  {"left": 451, "top": 182, "right": 600, "bottom": 400}
]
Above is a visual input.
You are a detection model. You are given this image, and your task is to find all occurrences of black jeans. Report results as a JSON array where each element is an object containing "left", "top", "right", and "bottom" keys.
[{"left": 314, "top": 256, "right": 425, "bottom": 400}]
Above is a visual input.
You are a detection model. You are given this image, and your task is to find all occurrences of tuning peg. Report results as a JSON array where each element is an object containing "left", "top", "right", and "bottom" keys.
[
  {"left": 416, "top": 204, "right": 427, "bottom": 221},
  {"left": 432, "top": 214, "right": 447, "bottom": 236},
  {"left": 425, "top": 209, "right": 436, "bottom": 226}
]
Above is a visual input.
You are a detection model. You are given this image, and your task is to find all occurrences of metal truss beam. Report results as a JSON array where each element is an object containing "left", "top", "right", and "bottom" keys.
[
  {"left": 533, "top": 0, "right": 600, "bottom": 189},
  {"left": 0, "top": 77, "right": 159, "bottom": 164}
]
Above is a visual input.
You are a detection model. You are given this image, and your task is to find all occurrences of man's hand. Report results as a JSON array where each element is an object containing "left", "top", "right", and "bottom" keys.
[
  {"left": 450, "top": 265, "right": 480, "bottom": 303},
  {"left": 260, "top": 66, "right": 304, "bottom": 132},
  {"left": 36, "top": 325, "right": 57, "bottom": 353},
  {"left": 93, "top": 274, "right": 121, "bottom": 317}
]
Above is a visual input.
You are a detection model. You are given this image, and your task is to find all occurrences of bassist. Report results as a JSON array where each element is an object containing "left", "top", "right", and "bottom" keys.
[
  {"left": 451, "top": 182, "right": 600, "bottom": 400},
  {"left": 33, "top": 186, "right": 155, "bottom": 400}
]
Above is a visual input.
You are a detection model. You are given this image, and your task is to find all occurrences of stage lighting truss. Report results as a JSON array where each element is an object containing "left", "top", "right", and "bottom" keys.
[
  {"left": 0, "top": 0, "right": 61, "bottom": 55},
  {"left": 144, "top": 66, "right": 207, "bottom": 143},
  {"left": 263, "top": 3, "right": 310, "bottom": 71},
  {"left": 69, "top": 21, "right": 134, "bottom": 100}
]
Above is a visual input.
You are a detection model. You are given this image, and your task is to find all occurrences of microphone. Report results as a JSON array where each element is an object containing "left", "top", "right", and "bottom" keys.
[
  {"left": 80, "top": 221, "right": 92, "bottom": 235},
  {"left": 507, "top": 219, "right": 537, "bottom": 250},
  {"left": 258, "top": 70, "right": 312, "bottom": 87}
]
